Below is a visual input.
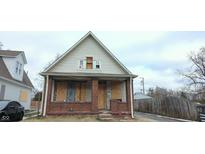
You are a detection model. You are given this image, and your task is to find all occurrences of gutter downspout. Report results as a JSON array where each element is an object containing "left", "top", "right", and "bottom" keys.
[
  {"left": 130, "top": 77, "right": 134, "bottom": 118},
  {"left": 43, "top": 75, "right": 49, "bottom": 117}
]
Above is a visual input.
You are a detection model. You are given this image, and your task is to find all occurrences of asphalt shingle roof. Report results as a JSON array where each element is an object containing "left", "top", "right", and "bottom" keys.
[{"left": 0, "top": 50, "right": 23, "bottom": 57}]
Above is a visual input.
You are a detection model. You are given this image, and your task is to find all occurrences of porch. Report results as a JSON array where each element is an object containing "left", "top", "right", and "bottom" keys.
[{"left": 43, "top": 76, "right": 132, "bottom": 116}]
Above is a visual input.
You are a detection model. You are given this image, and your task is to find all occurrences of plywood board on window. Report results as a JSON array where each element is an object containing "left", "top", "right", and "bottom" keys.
[
  {"left": 111, "top": 81, "right": 122, "bottom": 100},
  {"left": 86, "top": 63, "right": 93, "bottom": 69},
  {"left": 55, "top": 81, "right": 68, "bottom": 102},
  {"left": 19, "top": 90, "right": 28, "bottom": 102},
  {"left": 81, "top": 82, "right": 86, "bottom": 101},
  {"left": 75, "top": 82, "right": 81, "bottom": 102}
]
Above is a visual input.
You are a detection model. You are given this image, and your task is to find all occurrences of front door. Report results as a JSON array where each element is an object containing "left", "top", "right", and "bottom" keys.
[{"left": 98, "top": 82, "right": 106, "bottom": 110}]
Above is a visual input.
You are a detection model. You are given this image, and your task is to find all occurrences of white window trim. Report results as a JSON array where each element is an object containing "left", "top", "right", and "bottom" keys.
[
  {"left": 16, "top": 61, "right": 19, "bottom": 74},
  {"left": 79, "top": 59, "right": 101, "bottom": 70}
]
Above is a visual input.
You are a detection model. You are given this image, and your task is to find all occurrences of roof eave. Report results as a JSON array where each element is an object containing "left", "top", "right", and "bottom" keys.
[{"left": 0, "top": 76, "right": 33, "bottom": 89}]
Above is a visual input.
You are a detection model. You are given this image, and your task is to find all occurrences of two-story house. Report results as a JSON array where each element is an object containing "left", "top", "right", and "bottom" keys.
[
  {"left": 40, "top": 31, "right": 137, "bottom": 117},
  {"left": 0, "top": 50, "right": 33, "bottom": 110}
]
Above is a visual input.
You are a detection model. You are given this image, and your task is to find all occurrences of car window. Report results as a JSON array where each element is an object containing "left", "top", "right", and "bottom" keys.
[{"left": 9, "top": 101, "right": 20, "bottom": 107}]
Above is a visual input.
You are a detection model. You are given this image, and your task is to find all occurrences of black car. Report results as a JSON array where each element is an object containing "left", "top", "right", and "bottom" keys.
[{"left": 0, "top": 100, "right": 24, "bottom": 122}]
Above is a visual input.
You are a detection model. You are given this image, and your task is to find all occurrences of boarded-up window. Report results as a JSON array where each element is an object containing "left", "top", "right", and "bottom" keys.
[
  {"left": 80, "top": 82, "right": 87, "bottom": 101},
  {"left": 75, "top": 82, "right": 81, "bottom": 102},
  {"left": 54, "top": 81, "right": 91, "bottom": 103},
  {"left": 111, "top": 81, "right": 122, "bottom": 100},
  {"left": 74, "top": 82, "right": 89, "bottom": 102},
  {"left": 86, "top": 57, "right": 93, "bottom": 69},
  {"left": 19, "top": 90, "right": 28, "bottom": 102},
  {"left": 55, "top": 81, "right": 68, "bottom": 102}
]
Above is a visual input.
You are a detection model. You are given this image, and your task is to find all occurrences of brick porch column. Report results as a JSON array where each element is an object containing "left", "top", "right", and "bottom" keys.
[
  {"left": 126, "top": 79, "right": 131, "bottom": 112},
  {"left": 92, "top": 79, "right": 98, "bottom": 112}
]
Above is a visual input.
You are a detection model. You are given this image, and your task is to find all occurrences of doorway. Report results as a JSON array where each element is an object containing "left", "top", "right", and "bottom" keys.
[{"left": 98, "top": 82, "right": 106, "bottom": 110}]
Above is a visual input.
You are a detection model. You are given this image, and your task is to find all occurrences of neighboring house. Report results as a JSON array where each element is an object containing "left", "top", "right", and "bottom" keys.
[
  {"left": 0, "top": 50, "right": 33, "bottom": 110},
  {"left": 134, "top": 93, "right": 153, "bottom": 101},
  {"left": 134, "top": 93, "right": 153, "bottom": 112},
  {"left": 40, "top": 31, "right": 137, "bottom": 117}
]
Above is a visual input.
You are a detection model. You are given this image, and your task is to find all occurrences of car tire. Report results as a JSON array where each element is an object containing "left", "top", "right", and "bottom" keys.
[
  {"left": 16, "top": 112, "right": 24, "bottom": 121},
  {"left": 9, "top": 114, "right": 16, "bottom": 121}
]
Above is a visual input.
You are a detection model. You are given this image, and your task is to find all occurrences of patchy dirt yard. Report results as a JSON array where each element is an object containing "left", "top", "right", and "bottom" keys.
[
  {"left": 23, "top": 115, "right": 138, "bottom": 122},
  {"left": 23, "top": 115, "right": 100, "bottom": 122},
  {"left": 23, "top": 112, "right": 189, "bottom": 122}
]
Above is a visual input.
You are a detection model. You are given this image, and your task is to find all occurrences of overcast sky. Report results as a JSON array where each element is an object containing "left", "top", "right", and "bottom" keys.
[{"left": 0, "top": 31, "right": 205, "bottom": 92}]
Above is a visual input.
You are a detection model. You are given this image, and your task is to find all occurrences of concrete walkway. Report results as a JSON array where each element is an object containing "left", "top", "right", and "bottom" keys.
[{"left": 134, "top": 112, "right": 193, "bottom": 122}]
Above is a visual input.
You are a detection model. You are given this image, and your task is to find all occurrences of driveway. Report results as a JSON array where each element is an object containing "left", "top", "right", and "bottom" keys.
[{"left": 134, "top": 112, "right": 191, "bottom": 122}]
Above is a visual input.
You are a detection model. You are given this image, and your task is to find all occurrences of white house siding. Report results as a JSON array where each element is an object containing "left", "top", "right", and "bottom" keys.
[
  {"left": 49, "top": 36, "right": 127, "bottom": 75},
  {"left": 0, "top": 78, "right": 32, "bottom": 110},
  {"left": 2, "top": 54, "right": 24, "bottom": 81}
]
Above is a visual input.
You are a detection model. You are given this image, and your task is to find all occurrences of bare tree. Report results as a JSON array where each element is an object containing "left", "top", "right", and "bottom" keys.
[
  {"left": 43, "top": 53, "right": 61, "bottom": 70},
  {"left": 180, "top": 47, "right": 205, "bottom": 93}
]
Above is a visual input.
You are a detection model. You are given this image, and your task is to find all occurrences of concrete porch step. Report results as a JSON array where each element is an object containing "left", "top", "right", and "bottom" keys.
[
  {"left": 98, "top": 110, "right": 111, "bottom": 114},
  {"left": 98, "top": 117, "right": 114, "bottom": 121},
  {"left": 98, "top": 110, "right": 113, "bottom": 121}
]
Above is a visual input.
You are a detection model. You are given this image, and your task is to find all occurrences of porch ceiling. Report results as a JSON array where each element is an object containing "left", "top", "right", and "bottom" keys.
[
  {"left": 41, "top": 72, "right": 137, "bottom": 78},
  {"left": 52, "top": 76, "right": 127, "bottom": 81}
]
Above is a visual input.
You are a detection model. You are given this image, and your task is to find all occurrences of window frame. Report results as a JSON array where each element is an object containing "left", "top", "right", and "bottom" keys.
[
  {"left": 19, "top": 63, "right": 22, "bottom": 75},
  {"left": 15, "top": 61, "right": 19, "bottom": 74},
  {"left": 79, "top": 58, "right": 100, "bottom": 70}
]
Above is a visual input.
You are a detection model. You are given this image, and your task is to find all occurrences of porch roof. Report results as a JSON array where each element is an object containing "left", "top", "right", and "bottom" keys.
[{"left": 40, "top": 72, "right": 137, "bottom": 78}]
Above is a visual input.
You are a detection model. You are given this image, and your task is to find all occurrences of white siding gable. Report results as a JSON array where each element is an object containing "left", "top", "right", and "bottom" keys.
[
  {"left": 49, "top": 36, "right": 127, "bottom": 74},
  {"left": 3, "top": 54, "right": 24, "bottom": 81}
]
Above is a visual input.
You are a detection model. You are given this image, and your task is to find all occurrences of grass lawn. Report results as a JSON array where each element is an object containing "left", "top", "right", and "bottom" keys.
[{"left": 23, "top": 115, "right": 139, "bottom": 122}]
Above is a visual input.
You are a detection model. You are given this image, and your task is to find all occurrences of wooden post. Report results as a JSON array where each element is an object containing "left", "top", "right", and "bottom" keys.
[
  {"left": 92, "top": 79, "right": 98, "bottom": 112},
  {"left": 46, "top": 76, "right": 52, "bottom": 114}
]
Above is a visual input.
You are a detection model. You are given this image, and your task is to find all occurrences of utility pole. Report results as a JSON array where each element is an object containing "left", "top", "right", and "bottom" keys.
[{"left": 140, "top": 77, "right": 145, "bottom": 94}]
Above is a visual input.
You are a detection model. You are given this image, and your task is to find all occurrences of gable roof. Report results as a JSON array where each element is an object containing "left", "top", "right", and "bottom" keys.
[
  {"left": 0, "top": 50, "right": 27, "bottom": 64},
  {"left": 0, "top": 57, "right": 33, "bottom": 88},
  {"left": 42, "top": 31, "right": 137, "bottom": 77}
]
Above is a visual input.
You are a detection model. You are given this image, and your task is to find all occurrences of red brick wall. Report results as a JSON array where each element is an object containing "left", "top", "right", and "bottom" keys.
[
  {"left": 47, "top": 102, "right": 92, "bottom": 115},
  {"left": 110, "top": 100, "right": 131, "bottom": 115},
  {"left": 31, "top": 101, "right": 41, "bottom": 110}
]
